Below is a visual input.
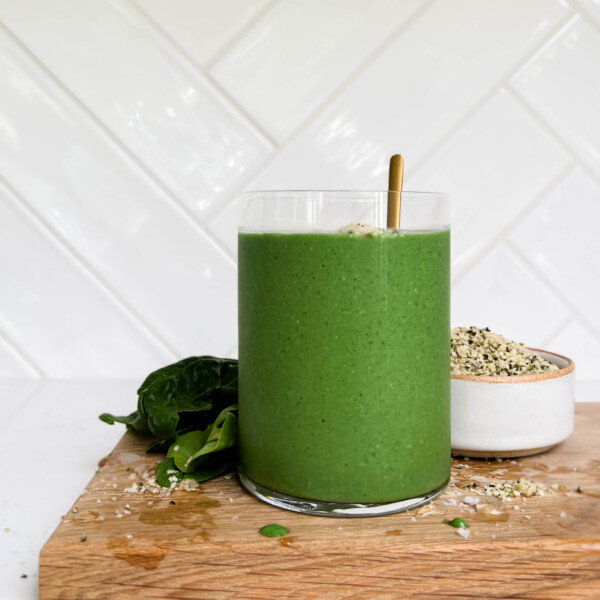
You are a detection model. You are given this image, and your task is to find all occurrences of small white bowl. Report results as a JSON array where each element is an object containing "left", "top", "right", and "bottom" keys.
[{"left": 451, "top": 349, "right": 575, "bottom": 458}]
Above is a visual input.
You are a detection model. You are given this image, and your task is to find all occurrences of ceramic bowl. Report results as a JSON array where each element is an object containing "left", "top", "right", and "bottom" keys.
[{"left": 450, "top": 349, "right": 575, "bottom": 458}]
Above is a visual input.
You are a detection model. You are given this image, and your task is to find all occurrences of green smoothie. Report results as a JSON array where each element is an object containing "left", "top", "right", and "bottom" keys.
[{"left": 238, "top": 229, "right": 450, "bottom": 503}]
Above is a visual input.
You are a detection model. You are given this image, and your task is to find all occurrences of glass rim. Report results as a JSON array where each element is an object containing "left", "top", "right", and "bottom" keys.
[{"left": 240, "top": 189, "right": 446, "bottom": 196}]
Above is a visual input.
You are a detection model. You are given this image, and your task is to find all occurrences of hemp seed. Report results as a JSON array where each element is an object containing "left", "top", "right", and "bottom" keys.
[{"left": 451, "top": 327, "right": 558, "bottom": 376}]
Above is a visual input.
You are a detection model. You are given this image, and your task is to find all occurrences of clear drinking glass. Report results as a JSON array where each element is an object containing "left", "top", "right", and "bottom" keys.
[{"left": 237, "top": 191, "right": 450, "bottom": 517}]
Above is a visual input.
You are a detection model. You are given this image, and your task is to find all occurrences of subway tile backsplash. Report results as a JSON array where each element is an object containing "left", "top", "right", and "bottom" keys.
[{"left": 0, "top": 0, "right": 598, "bottom": 380}]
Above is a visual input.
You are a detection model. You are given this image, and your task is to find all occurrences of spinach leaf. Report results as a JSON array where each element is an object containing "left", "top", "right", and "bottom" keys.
[
  {"left": 183, "top": 450, "right": 236, "bottom": 483},
  {"left": 259, "top": 524, "right": 289, "bottom": 538},
  {"left": 99, "top": 356, "right": 238, "bottom": 441},
  {"left": 155, "top": 452, "right": 235, "bottom": 487},
  {"left": 99, "top": 409, "right": 151, "bottom": 435},
  {"left": 167, "top": 429, "right": 211, "bottom": 472},
  {"left": 146, "top": 439, "right": 171, "bottom": 453},
  {"left": 101, "top": 356, "right": 239, "bottom": 487},
  {"left": 156, "top": 458, "right": 184, "bottom": 488},
  {"left": 168, "top": 405, "right": 237, "bottom": 473},
  {"left": 443, "top": 517, "right": 469, "bottom": 529}
]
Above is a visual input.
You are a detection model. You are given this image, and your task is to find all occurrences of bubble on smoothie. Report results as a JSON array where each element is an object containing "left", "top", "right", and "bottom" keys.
[{"left": 339, "top": 222, "right": 384, "bottom": 236}]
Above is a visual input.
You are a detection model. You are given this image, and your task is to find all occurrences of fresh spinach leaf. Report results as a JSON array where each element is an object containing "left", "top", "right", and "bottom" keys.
[
  {"left": 168, "top": 405, "right": 237, "bottom": 473},
  {"left": 167, "top": 429, "right": 211, "bottom": 472},
  {"left": 99, "top": 409, "right": 151, "bottom": 435},
  {"left": 443, "top": 517, "right": 469, "bottom": 529},
  {"left": 155, "top": 452, "right": 235, "bottom": 487},
  {"left": 146, "top": 439, "right": 171, "bottom": 453},
  {"left": 156, "top": 458, "right": 184, "bottom": 488},
  {"left": 99, "top": 356, "right": 237, "bottom": 441},
  {"left": 101, "top": 356, "right": 239, "bottom": 487},
  {"left": 183, "top": 450, "right": 236, "bottom": 483},
  {"left": 259, "top": 524, "right": 289, "bottom": 538}
]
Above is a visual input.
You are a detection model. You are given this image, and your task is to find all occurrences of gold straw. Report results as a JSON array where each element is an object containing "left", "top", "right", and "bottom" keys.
[{"left": 387, "top": 154, "right": 404, "bottom": 229}]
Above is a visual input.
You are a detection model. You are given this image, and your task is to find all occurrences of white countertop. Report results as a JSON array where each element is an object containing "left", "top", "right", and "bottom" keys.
[
  {"left": 1, "top": 380, "right": 599, "bottom": 600},
  {"left": 0, "top": 381, "right": 138, "bottom": 600}
]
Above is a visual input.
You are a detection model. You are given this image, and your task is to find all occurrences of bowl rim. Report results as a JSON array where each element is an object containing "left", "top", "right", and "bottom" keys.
[{"left": 450, "top": 348, "right": 575, "bottom": 383}]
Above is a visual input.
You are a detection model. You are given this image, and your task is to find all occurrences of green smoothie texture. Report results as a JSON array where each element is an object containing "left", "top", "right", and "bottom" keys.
[{"left": 238, "top": 229, "right": 450, "bottom": 503}]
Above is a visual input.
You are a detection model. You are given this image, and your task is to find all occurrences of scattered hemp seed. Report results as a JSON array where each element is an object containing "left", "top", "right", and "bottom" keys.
[
  {"left": 80, "top": 534, "right": 87, "bottom": 542},
  {"left": 339, "top": 223, "right": 383, "bottom": 236},
  {"left": 72, "top": 507, "right": 79, "bottom": 514},
  {"left": 576, "top": 486, "right": 583, "bottom": 493},
  {"left": 483, "top": 479, "right": 547, "bottom": 501},
  {"left": 463, "top": 495, "right": 479, "bottom": 506},
  {"left": 451, "top": 327, "right": 559, "bottom": 376},
  {"left": 339, "top": 222, "right": 412, "bottom": 237}
]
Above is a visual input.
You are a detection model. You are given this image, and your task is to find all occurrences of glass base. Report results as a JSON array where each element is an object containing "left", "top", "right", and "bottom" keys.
[{"left": 238, "top": 468, "right": 448, "bottom": 518}]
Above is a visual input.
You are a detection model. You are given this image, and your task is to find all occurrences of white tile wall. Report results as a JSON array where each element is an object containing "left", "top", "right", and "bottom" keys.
[
  {"left": 134, "top": 0, "right": 272, "bottom": 69},
  {"left": 210, "top": 0, "right": 425, "bottom": 143},
  {"left": 509, "top": 168, "right": 600, "bottom": 333},
  {"left": 411, "top": 87, "right": 571, "bottom": 279},
  {"left": 451, "top": 244, "right": 571, "bottom": 347},
  {"left": 580, "top": 0, "right": 600, "bottom": 24},
  {"left": 0, "top": 179, "right": 171, "bottom": 377},
  {"left": 0, "top": 0, "right": 598, "bottom": 381},
  {"left": 511, "top": 15, "right": 600, "bottom": 173},
  {"left": 1, "top": 0, "right": 273, "bottom": 219}
]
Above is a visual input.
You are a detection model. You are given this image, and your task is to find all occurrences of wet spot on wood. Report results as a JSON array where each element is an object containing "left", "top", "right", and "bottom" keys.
[
  {"left": 278, "top": 536, "right": 296, "bottom": 547},
  {"left": 139, "top": 495, "right": 220, "bottom": 532},
  {"left": 107, "top": 539, "right": 166, "bottom": 570}
]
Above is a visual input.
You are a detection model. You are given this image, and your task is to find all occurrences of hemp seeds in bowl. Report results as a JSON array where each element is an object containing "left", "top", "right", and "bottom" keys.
[{"left": 450, "top": 327, "right": 575, "bottom": 459}]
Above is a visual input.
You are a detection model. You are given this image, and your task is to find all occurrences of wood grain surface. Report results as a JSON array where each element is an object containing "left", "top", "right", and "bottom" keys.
[{"left": 39, "top": 404, "right": 600, "bottom": 599}]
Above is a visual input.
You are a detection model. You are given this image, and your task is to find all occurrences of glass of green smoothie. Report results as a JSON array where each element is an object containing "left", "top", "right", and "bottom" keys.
[{"left": 238, "top": 190, "right": 450, "bottom": 516}]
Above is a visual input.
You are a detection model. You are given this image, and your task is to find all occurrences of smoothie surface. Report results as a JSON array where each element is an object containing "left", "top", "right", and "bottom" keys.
[{"left": 238, "top": 229, "right": 450, "bottom": 503}]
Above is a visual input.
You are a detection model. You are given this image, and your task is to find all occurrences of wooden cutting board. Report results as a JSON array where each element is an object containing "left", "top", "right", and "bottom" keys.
[{"left": 40, "top": 404, "right": 600, "bottom": 599}]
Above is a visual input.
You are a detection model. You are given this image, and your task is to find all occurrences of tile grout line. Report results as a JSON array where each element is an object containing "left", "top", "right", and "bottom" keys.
[
  {"left": 0, "top": 325, "right": 44, "bottom": 378},
  {"left": 539, "top": 315, "right": 574, "bottom": 349},
  {"left": 371, "top": 9, "right": 583, "bottom": 292},
  {"left": 211, "top": 4, "right": 578, "bottom": 225},
  {"left": 208, "top": 0, "right": 438, "bottom": 222},
  {"left": 572, "top": 313, "right": 600, "bottom": 349},
  {"left": 204, "top": 70, "right": 279, "bottom": 149},
  {"left": 265, "top": 0, "right": 437, "bottom": 145},
  {"left": 409, "top": 83, "right": 506, "bottom": 177},
  {"left": 505, "top": 239, "right": 600, "bottom": 341},
  {"left": 0, "top": 174, "right": 181, "bottom": 362},
  {"left": 416, "top": 10, "right": 579, "bottom": 281},
  {"left": 506, "top": 84, "right": 600, "bottom": 193},
  {"left": 500, "top": 241, "right": 574, "bottom": 323},
  {"left": 505, "top": 9, "right": 600, "bottom": 185},
  {"left": 203, "top": 0, "right": 280, "bottom": 73},
  {"left": 571, "top": 0, "right": 600, "bottom": 38},
  {"left": 119, "top": 0, "right": 280, "bottom": 150},
  {"left": 0, "top": 21, "right": 237, "bottom": 268},
  {"left": 411, "top": 10, "right": 578, "bottom": 179},
  {"left": 451, "top": 161, "right": 577, "bottom": 287}
]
